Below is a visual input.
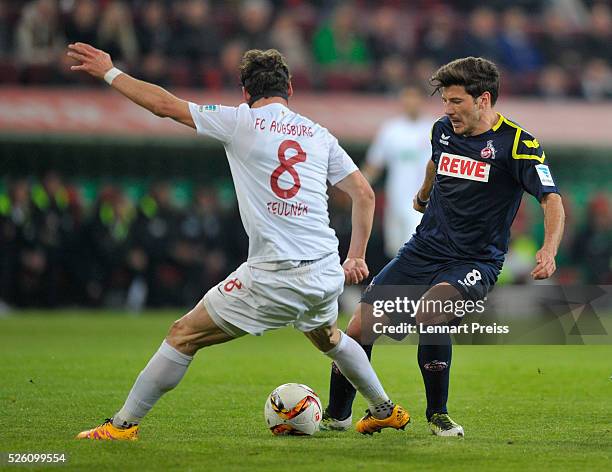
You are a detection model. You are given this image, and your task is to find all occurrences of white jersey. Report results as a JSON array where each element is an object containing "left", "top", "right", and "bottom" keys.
[
  {"left": 189, "top": 102, "right": 357, "bottom": 265},
  {"left": 366, "top": 115, "right": 432, "bottom": 216}
]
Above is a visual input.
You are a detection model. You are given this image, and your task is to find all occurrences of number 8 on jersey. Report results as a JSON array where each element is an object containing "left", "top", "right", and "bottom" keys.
[{"left": 270, "top": 140, "right": 307, "bottom": 199}]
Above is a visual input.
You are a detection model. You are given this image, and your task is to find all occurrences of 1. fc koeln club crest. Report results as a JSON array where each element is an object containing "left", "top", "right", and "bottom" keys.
[{"left": 480, "top": 140, "right": 496, "bottom": 159}]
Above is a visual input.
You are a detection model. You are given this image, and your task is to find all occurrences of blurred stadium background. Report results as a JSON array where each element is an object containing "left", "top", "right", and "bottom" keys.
[{"left": 0, "top": 0, "right": 611, "bottom": 311}]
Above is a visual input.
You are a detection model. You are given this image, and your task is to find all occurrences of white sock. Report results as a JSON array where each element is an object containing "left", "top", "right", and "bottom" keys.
[
  {"left": 324, "top": 331, "right": 393, "bottom": 419},
  {"left": 113, "top": 340, "right": 193, "bottom": 427}
]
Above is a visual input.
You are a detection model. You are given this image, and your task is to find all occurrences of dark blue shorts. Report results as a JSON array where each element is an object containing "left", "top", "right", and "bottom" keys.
[{"left": 362, "top": 244, "right": 500, "bottom": 304}]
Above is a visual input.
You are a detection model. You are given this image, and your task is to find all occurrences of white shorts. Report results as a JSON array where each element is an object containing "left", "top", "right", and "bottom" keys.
[{"left": 202, "top": 253, "right": 345, "bottom": 336}]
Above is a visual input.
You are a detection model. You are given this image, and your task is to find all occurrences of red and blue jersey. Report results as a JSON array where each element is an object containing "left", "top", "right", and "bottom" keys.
[{"left": 407, "top": 113, "right": 559, "bottom": 266}]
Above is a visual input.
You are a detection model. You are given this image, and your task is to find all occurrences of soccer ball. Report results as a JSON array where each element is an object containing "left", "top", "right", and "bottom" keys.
[{"left": 264, "top": 383, "right": 322, "bottom": 436}]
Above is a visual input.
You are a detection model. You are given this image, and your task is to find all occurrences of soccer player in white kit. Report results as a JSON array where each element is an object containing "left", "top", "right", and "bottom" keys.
[
  {"left": 362, "top": 86, "right": 433, "bottom": 258},
  {"left": 67, "top": 43, "right": 410, "bottom": 439}
]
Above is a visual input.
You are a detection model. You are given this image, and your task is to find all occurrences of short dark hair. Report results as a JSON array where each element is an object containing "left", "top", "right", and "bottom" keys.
[
  {"left": 430, "top": 57, "right": 500, "bottom": 105},
  {"left": 239, "top": 49, "right": 291, "bottom": 101}
]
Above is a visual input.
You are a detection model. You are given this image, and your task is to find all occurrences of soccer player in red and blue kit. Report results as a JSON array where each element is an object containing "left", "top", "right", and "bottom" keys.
[{"left": 322, "top": 57, "right": 565, "bottom": 436}]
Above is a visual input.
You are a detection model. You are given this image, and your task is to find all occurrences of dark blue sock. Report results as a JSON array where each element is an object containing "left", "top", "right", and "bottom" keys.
[
  {"left": 418, "top": 333, "right": 452, "bottom": 421},
  {"left": 326, "top": 344, "right": 373, "bottom": 420}
]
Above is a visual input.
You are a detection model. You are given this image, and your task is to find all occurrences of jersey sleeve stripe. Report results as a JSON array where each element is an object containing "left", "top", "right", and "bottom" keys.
[{"left": 502, "top": 117, "right": 546, "bottom": 163}]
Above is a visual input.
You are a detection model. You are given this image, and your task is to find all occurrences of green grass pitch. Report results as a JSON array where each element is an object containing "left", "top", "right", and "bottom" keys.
[{"left": 1, "top": 311, "right": 611, "bottom": 471}]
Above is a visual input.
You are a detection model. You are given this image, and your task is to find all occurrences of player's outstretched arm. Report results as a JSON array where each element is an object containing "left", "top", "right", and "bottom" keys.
[
  {"left": 413, "top": 160, "right": 436, "bottom": 213},
  {"left": 334, "top": 170, "right": 375, "bottom": 285},
  {"left": 531, "top": 193, "right": 565, "bottom": 280},
  {"left": 67, "top": 43, "right": 195, "bottom": 129}
]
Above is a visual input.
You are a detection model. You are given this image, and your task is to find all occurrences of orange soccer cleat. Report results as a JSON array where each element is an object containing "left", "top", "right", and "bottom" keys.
[
  {"left": 355, "top": 405, "right": 411, "bottom": 435},
  {"left": 76, "top": 418, "right": 139, "bottom": 441}
]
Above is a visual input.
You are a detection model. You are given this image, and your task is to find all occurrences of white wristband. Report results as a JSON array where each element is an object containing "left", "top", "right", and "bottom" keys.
[{"left": 104, "top": 67, "right": 123, "bottom": 85}]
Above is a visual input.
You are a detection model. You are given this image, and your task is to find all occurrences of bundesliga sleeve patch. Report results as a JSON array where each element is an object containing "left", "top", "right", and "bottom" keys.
[
  {"left": 535, "top": 164, "right": 555, "bottom": 186},
  {"left": 199, "top": 104, "right": 219, "bottom": 112}
]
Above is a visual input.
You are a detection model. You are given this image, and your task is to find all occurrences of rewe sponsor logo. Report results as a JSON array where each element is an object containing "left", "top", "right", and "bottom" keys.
[{"left": 438, "top": 153, "right": 490, "bottom": 182}]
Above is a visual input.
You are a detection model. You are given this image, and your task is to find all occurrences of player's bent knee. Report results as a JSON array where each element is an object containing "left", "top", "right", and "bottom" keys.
[
  {"left": 304, "top": 324, "right": 340, "bottom": 353},
  {"left": 167, "top": 318, "right": 186, "bottom": 340},
  {"left": 166, "top": 318, "right": 192, "bottom": 352},
  {"left": 415, "top": 282, "right": 461, "bottom": 325},
  {"left": 165, "top": 304, "right": 236, "bottom": 355}
]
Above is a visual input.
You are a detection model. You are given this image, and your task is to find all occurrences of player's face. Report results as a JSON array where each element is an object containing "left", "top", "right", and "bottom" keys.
[{"left": 441, "top": 85, "right": 482, "bottom": 136}]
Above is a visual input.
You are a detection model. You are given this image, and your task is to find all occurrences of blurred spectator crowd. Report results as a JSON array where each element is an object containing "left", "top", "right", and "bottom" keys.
[
  {"left": 0, "top": 173, "right": 248, "bottom": 309},
  {"left": 0, "top": 0, "right": 610, "bottom": 99},
  {"left": 0, "top": 173, "right": 610, "bottom": 309}
]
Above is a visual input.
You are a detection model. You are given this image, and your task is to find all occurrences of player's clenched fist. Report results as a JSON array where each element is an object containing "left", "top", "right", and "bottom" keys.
[
  {"left": 342, "top": 257, "right": 369, "bottom": 285},
  {"left": 531, "top": 246, "right": 557, "bottom": 280},
  {"left": 67, "top": 43, "right": 113, "bottom": 79}
]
